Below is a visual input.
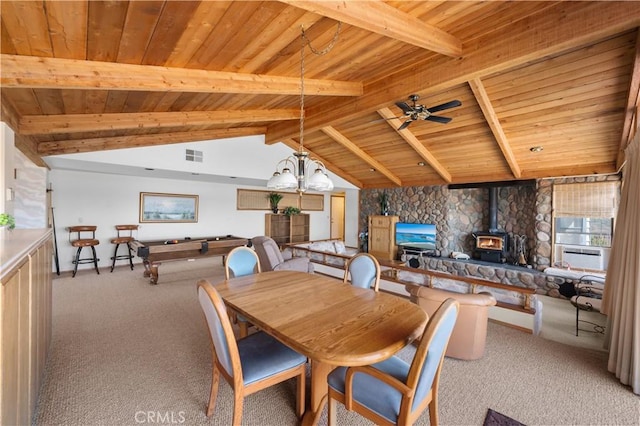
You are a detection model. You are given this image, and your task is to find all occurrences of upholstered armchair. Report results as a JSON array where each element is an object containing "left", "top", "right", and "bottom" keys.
[
  {"left": 408, "top": 285, "right": 496, "bottom": 360},
  {"left": 251, "top": 236, "right": 314, "bottom": 273}
]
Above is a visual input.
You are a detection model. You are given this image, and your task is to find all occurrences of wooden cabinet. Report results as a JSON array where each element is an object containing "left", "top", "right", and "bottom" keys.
[
  {"left": 1, "top": 229, "right": 53, "bottom": 425},
  {"left": 368, "top": 215, "right": 399, "bottom": 260},
  {"left": 265, "top": 213, "right": 310, "bottom": 245}
]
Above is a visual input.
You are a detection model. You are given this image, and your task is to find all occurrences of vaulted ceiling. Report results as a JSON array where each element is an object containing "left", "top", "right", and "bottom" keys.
[{"left": 1, "top": 1, "right": 639, "bottom": 188}]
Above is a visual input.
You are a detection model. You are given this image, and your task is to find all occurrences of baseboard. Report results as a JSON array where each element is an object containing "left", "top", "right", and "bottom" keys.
[{"left": 488, "top": 318, "right": 533, "bottom": 334}]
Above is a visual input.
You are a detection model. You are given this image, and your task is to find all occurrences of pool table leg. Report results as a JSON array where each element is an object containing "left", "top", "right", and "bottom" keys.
[{"left": 142, "top": 259, "right": 160, "bottom": 285}]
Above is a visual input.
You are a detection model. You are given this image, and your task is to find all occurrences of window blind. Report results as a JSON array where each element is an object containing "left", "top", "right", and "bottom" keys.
[
  {"left": 236, "top": 189, "right": 324, "bottom": 211},
  {"left": 553, "top": 182, "right": 619, "bottom": 218}
]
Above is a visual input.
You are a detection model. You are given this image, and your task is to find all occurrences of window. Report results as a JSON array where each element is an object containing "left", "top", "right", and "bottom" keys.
[
  {"left": 554, "top": 217, "right": 613, "bottom": 247},
  {"left": 553, "top": 181, "right": 619, "bottom": 249}
]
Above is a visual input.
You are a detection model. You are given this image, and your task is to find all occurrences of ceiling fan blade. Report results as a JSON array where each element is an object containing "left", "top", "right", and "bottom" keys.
[
  {"left": 426, "top": 100, "right": 462, "bottom": 113},
  {"left": 425, "top": 115, "right": 452, "bottom": 124},
  {"left": 398, "top": 120, "right": 412, "bottom": 130},
  {"left": 395, "top": 102, "right": 413, "bottom": 114}
]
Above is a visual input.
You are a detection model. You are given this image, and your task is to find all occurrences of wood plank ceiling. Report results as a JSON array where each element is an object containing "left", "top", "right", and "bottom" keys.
[{"left": 1, "top": 1, "right": 639, "bottom": 188}]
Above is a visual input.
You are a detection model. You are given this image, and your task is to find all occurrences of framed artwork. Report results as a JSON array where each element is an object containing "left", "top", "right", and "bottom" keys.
[{"left": 139, "top": 192, "right": 199, "bottom": 223}]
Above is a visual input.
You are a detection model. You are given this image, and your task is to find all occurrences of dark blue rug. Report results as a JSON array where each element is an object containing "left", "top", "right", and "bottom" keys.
[{"left": 483, "top": 409, "right": 525, "bottom": 426}]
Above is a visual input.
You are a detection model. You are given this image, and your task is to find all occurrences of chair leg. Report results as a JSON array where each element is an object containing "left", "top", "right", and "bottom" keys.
[
  {"left": 110, "top": 243, "right": 120, "bottom": 272},
  {"left": 91, "top": 245, "right": 100, "bottom": 274},
  {"left": 328, "top": 396, "right": 337, "bottom": 426},
  {"left": 296, "top": 369, "right": 306, "bottom": 419},
  {"left": 206, "top": 365, "right": 220, "bottom": 417},
  {"left": 575, "top": 300, "right": 580, "bottom": 336},
  {"left": 127, "top": 242, "right": 135, "bottom": 270},
  {"left": 72, "top": 247, "right": 82, "bottom": 277},
  {"left": 428, "top": 400, "right": 438, "bottom": 426},
  {"left": 232, "top": 389, "right": 244, "bottom": 426}
]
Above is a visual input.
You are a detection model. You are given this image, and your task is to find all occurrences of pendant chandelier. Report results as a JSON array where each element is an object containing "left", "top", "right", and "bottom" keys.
[{"left": 267, "top": 25, "right": 341, "bottom": 193}]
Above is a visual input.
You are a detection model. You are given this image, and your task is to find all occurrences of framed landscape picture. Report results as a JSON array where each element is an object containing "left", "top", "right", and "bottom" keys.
[{"left": 139, "top": 192, "right": 199, "bottom": 223}]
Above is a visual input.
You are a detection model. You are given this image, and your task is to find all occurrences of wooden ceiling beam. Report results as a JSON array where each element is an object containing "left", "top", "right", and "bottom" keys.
[
  {"left": 15, "top": 135, "right": 48, "bottom": 167},
  {"left": 617, "top": 30, "right": 640, "bottom": 170},
  {"left": 266, "top": 2, "right": 640, "bottom": 144},
  {"left": 280, "top": 138, "right": 363, "bottom": 188},
  {"left": 468, "top": 78, "right": 522, "bottom": 179},
  {"left": 1, "top": 99, "right": 48, "bottom": 166},
  {"left": 0, "top": 54, "right": 363, "bottom": 97},
  {"left": 37, "top": 127, "right": 267, "bottom": 156},
  {"left": 320, "top": 126, "right": 401, "bottom": 186},
  {"left": 20, "top": 110, "right": 297, "bottom": 135},
  {"left": 0, "top": 97, "right": 20, "bottom": 132},
  {"left": 377, "top": 107, "right": 452, "bottom": 183},
  {"left": 277, "top": 0, "right": 462, "bottom": 57}
]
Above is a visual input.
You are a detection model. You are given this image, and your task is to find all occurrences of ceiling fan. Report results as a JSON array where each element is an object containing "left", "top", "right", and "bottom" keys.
[{"left": 393, "top": 94, "right": 461, "bottom": 130}]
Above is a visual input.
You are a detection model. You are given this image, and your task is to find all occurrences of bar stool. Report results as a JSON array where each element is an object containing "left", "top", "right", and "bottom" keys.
[
  {"left": 68, "top": 225, "right": 100, "bottom": 277},
  {"left": 110, "top": 224, "right": 139, "bottom": 272}
]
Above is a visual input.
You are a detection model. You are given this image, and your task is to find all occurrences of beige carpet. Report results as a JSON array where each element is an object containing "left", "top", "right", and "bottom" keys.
[
  {"left": 34, "top": 260, "right": 638, "bottom": 426},
  {"left": 537, "top": 294, "right": 607, "bottom": 352}
]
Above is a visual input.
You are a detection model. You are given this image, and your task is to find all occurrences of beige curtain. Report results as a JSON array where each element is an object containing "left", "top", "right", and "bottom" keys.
[{"left": 601, "top": 130, "right": 640, "bottom": 394}]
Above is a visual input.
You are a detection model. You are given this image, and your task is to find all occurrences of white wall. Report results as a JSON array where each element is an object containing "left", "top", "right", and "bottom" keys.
[
  {"left": 1, "top": 123, "right": 48, "bottom": 229},
  {"left": 50, "top": 169, "right": 359, "bottom": 273},
  {"left": 14, "top": 149, "right": 47, "bottom": 228},
  {"left": 46, "top": 135, "right": 356, "bottom": 189},
  {"left": 1, "top": 123, "right": 14, "bottom": 215}
]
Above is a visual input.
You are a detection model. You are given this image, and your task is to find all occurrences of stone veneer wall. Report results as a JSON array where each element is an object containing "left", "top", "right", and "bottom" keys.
[
  {"left": 360, "top": 184, "right": 537, "bottom": 263},
  {"left": 360, "top": 174, "right": 620, "bottom": 294}
]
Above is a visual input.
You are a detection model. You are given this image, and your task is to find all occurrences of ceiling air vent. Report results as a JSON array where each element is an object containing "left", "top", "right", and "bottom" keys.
[{"left": 185, "top": 149, "right": 203, "bottom": 163}]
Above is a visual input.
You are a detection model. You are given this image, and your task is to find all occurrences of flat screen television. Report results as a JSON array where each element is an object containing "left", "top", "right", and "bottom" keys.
[{"left": 395, "top": 222, "right": 436, "bottom": 250}]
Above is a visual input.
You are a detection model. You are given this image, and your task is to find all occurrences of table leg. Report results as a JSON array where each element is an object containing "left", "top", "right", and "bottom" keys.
[{"left": 302, "top": 360, "right": 334, "bottom": 426}]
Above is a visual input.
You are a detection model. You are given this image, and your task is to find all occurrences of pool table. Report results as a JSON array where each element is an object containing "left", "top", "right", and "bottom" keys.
[{"left": 132, "top": 235, "right": 248, "bottom": 284}]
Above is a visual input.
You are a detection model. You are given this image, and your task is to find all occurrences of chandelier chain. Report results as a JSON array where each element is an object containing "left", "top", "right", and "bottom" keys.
[
  {"left": 301, "top": 22, "right": 342, "bottom": 56},
  {"left": 299, "top": 23, "right": 342, "bottom": 151},
  {"left": 299, "top": 34, "right": 305, "bottom": 150}
]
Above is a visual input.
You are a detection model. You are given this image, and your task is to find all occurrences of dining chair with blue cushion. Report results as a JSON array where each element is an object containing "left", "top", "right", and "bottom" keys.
[
  {"left": 327, "top": 298, "right": 459, "bottom": 426},
  {"left": 225, "top": 246, "right": 261, "bottom": 279},
  {"left": 197, "top": 280, "right": 306, "bottom": 425},
  {"left": 224, "top": 246, "right": 261, "bottom": 338},
  {"left": 343, "top": 252, "right": 381, "bottom": 292}
]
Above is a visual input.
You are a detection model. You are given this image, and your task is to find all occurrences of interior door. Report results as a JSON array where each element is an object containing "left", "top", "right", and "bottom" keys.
[{"left": 330, "top": 195, "right": 345, "bottom": 240}]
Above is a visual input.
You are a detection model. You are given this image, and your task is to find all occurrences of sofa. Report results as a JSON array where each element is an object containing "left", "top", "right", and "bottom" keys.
[
  {"left": 407, "top": 285, "right": 496, "bottom": 360},
  {"left": 251, "top": 236, "right": 314, "bottom": 273}
]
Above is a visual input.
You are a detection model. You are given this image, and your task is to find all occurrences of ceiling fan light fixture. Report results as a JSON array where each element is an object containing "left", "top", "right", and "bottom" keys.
[{"left": 394, "top": 95, "right": 461, "bottom": 130}]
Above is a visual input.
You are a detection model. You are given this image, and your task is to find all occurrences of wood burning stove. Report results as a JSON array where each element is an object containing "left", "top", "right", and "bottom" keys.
[
  {"left": 474, "top": 232, "right": 509, "bottom": 263},
  {"left": 473, "top": 187, "right": 509, "bottom": 263}
]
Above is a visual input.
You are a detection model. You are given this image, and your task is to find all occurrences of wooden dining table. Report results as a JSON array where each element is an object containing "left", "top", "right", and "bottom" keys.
[{"left": 214, "top": 270, "right": 428, "bottom": 426}]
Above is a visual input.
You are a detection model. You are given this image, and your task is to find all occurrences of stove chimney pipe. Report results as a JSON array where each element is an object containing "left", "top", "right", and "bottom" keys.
[{"left": 488, "top": 187, "right": 498, "bottom": 233}]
